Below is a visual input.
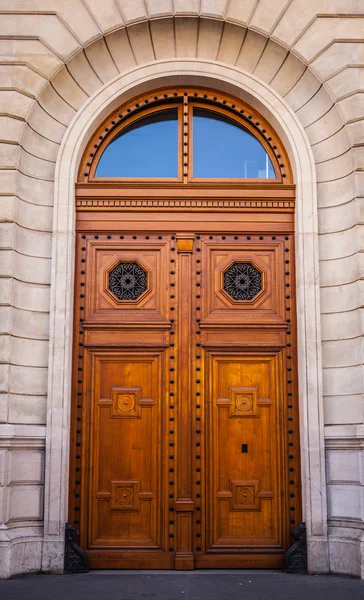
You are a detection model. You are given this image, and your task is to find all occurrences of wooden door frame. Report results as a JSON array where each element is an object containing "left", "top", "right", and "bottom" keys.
[{"left": 41, "top": 62, "right": 329, "bottom": 575}]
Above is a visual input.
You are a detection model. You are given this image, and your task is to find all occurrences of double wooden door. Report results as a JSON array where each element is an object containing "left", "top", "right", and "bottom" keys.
[{"left": 70, "top": 220, "right": 300, "bottom": 569}]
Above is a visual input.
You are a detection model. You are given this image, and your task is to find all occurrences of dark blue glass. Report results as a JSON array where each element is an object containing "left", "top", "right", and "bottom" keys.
[
  {"left": 95, "top": 109, "right": 178, "bottom": 178},
  {"left": 193, "top": 108, "right": 275, "bottom": 179}
]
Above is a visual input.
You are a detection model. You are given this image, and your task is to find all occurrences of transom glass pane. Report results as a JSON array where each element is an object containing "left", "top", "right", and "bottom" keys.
[
  {"left": 193, "top": 108, "right": 275, "bottom": 179},
  {"left": 95, "top": 109, "right": 178, "bottom": 178}
]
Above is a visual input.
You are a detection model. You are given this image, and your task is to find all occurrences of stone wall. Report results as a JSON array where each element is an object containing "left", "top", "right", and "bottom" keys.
[{"left": 0, "top": 1, "right": 363, "bottom": 578}]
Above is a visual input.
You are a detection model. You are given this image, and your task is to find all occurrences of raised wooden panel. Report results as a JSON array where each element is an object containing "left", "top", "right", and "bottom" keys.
[
  {"left": 205, "top": 352, "right": 284, "bottom": 553},
  {"left": 203, "top": 239, "right": 286, "bottom": 323},
  {"left": 81, "top": 236, "right": 169, "bottom": 323},
  {"left": 87, "top": 351, "right": 164, "bottom": 550}
]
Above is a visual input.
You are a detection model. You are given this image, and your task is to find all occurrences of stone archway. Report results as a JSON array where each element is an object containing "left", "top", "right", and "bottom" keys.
[
  {"left": 41, "top": 60, "right": 328, "bottom": 573},
  {"left": 2, "top": 12, "right": 362, "bottom": 579}
]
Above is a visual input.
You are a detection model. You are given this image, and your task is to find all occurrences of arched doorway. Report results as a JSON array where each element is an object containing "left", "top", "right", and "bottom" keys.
[{"left": 70, "top": 87, "right": 301, "bottom": 570}]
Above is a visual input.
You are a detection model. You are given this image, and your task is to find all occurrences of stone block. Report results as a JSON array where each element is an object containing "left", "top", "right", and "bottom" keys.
[
  {"left": 0, "top": 172, "right": 16, "bottom": 196},
  {"left": 0, "top": 144, "right": 19, "bottom": 170},
  {"left": 0, "top": 13, "right": 80, "bottom": 61},
  {"left": 319, "top": 228, "right": 358, "bottom": 263},
  {"left": 0, "top": 39, "right": 62, "bottom": 79},
  {"left": 312, "top": 128, "right": 351, "bottom": 165},
  {"left": 174, "top": 0, "right": 200, "bottom": 15},
  {"left": 0, "top": 223, "right": 15, "bottom": 250},
  {"left": 28, "top": 104, "right": 66, "bottom": 145},
  {"left": 21, "top": 126, "right": 59, "bottom": 163},
  {"left": 322, "top": 338, "right": 360, "bottom": 369},
  {"left": 329, "top": 533, "right": 363, "bottom": 578},
  {"left": 17, "top": 173, "right": 54, "bottom": 207},
  {"left": 175, "top": 17, "right": 199, "bottom": 58},
  {"left": 323, "top": 364, "right": 362, "bottom": 396},
  {"left": 128, "top": 22, "right": 155, "bottom": 64},
  {"left": 320, "top": 254, "right": 359, "bottom": 287},
  {"left": 12, "top": 308, "right": 49, "bottom": 340},
  {"left": 11, "top": 337, "right": 49, "bottom": 368},
  {"left": 328, "top": 485, "right": 363, "bottom": 520},
  {"left": 0, "top": 65, "right": 46, "bottom": 98},
  {"left": 14, "top": 253, "right": 51, "bottom": 286},
  {"left": 0, "top": 335, "right": 10, "bottom": 363},
  {"left": 85, "top": 38, "right": 119, "bottom": 83},
  {"left": 15, "top": 199, "right": 53, "bottom": 232},
  {"left": 66, "top": 51, "right": 101, "bottom": 97},
  {"left": 83, "top": 0, "right": 124, "bottom": 33},
  {"left": 197, "top": 18, "right": 223, "bottom": 60},
  {"left": 106, "top": 29, "right": 136, "bottom": 74},
  {"left": 117, "top": 0, "right": 148, "bottom": 24},
  {"left": 253, "top": 39, "right": 287, "bottom": 83},
  {"left": 14, "top": 226, "right": 52, "bottom": 259},
  {"left": 318, "top": 200, "right": 357, "bottom": 234},
  {"left": 236, "top": 29, "right": 266, "bottom": 73},
  {"left": 12, "top": 281, "right": 50, "bottom": 313},
  {"left": 18, "top": 150, "right": 55, "bottom": 182},
  {"left": 317, "top": 173, "right": 355, "bottom": 209},
  {"left": 0, "top": 197, "right": 16, "bottom": 223},
  {"left": 147, "top": 0, "right": 173, "bottom": 18},
  {"left": 0, "top": 90, "right": 34, "bottom": 120},
  {"left": 0, "top": 117, "right": 25, "bottom": 144},
  {"left": 226, "top": 0, "right": 256, "bottom": 26},
  {"left": 324, "top": 394, "right": 363, "bottom": 425},
  {"left": 52, "top": 68, "right": 88, "bottom": 111},
  {"left": 311, "top": 43, "right": 364, "bottom": 83},
  {"left": 325, "top": 67, "right": 364, "bottom": 102},
  {"left": 0, "top": 394, "right": 8, "bottom": 424},
  {"left": 200, "top": 0, "right": 226, "bottom": 18},
  {"left": 0, "top": 278, "right": 12, "bottom": 306},
  {"left": 0, "top": 364, "right": 9, "bottom": 394},
  {"left": 5, "top": 485, "right": 43, "bottom": 523},
  {"left": 270, "top": 53, "right": 306, "bottom": 98},
  {"left": 38, "top": 84, "right": 75, "bottom": 127},
  {"left": 0, "top": 251, "right": 13, "bottom": 279},
  {"left": 285, "top": 68, "right": 321, "bottom": 113},
  {"left": 9, "top": 366, "right": 48, "bottom": 396},
  {"left": 217, "top": 22, "right": 246, "bottom": 65},
  {"left": 321, "top": 310, "right": 360, "bottom": 341},
  {"left": 150, "top": 18, "right": 175, "bottom": 60},
  {"left": 8, "top": 394, "right": 46, "bottom": 425},
  {"left": 0, "top": 307, "right": 12, "bottom": 335},
  {"left": 338, "top": 94, "right": 364, "bottom": 123},
  {"left": 294, "top": 17, "right": 364, "bottom": 64},
  {"left": 250, "top": 0, "right": 290, "bottom": 34},
  {"left": 297, "top": 86, "right": 333, "bottom": 129},
  {"left": 354, "top": 146, "right": 364, "bottom": 170},
  {"left": 327, "top": 450, "right": 362, "bottom": 484},
  {"left": 321, "top": 282, "right": 359, "bottom": 314},
  {"left": 346, "top": 119, "right": 364, "bottom": 147},
  {"left": 306, "top": 106, "right": 345, "bottom": 147},
  {"left": 7, "top": 450, "right": 44, "bottom": 485}
]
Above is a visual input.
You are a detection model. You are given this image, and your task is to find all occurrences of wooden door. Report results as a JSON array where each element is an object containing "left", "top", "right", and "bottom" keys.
[{"left": 70, "top": 223, "right": 301, "bottom": 570}]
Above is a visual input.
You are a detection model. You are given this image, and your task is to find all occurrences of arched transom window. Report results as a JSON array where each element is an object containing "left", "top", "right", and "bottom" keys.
[{"left": 79, "top": 88, "right": 291, "bottom": 185}]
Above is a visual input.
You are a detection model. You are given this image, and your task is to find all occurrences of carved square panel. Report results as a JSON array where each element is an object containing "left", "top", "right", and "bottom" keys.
[
  {"left": 110, "top": 387, "right": 154, "bottom": 418},
  {"left": 110, "top": 480, "right": 140, "bottom": 511},
  {"left": 216, "top": 386, "right": 271, "bottom": 418},
  {"left": 111, "top": 387, "right": 141, "bottom": 418},
  {"left": 230, "top": 387, "right": 259, "bottom": 417},
  {"left": 230, "top": 480, "right": 260, "bottom": 511}
]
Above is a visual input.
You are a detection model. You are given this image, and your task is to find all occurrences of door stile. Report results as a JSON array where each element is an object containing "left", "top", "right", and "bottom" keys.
[{"left": 174, "top": 234, "right": 195, "bottom": 569}]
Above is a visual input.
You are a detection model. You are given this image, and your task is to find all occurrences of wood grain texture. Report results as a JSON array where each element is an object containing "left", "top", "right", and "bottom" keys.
[{"left": 69, "top": 91, "right": 300, "bottom": 570}]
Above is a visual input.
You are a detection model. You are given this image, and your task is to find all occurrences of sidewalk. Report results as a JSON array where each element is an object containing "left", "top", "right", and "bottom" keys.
[{"left": 1, "top": 570, "right": 363, "bottom": 600}]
